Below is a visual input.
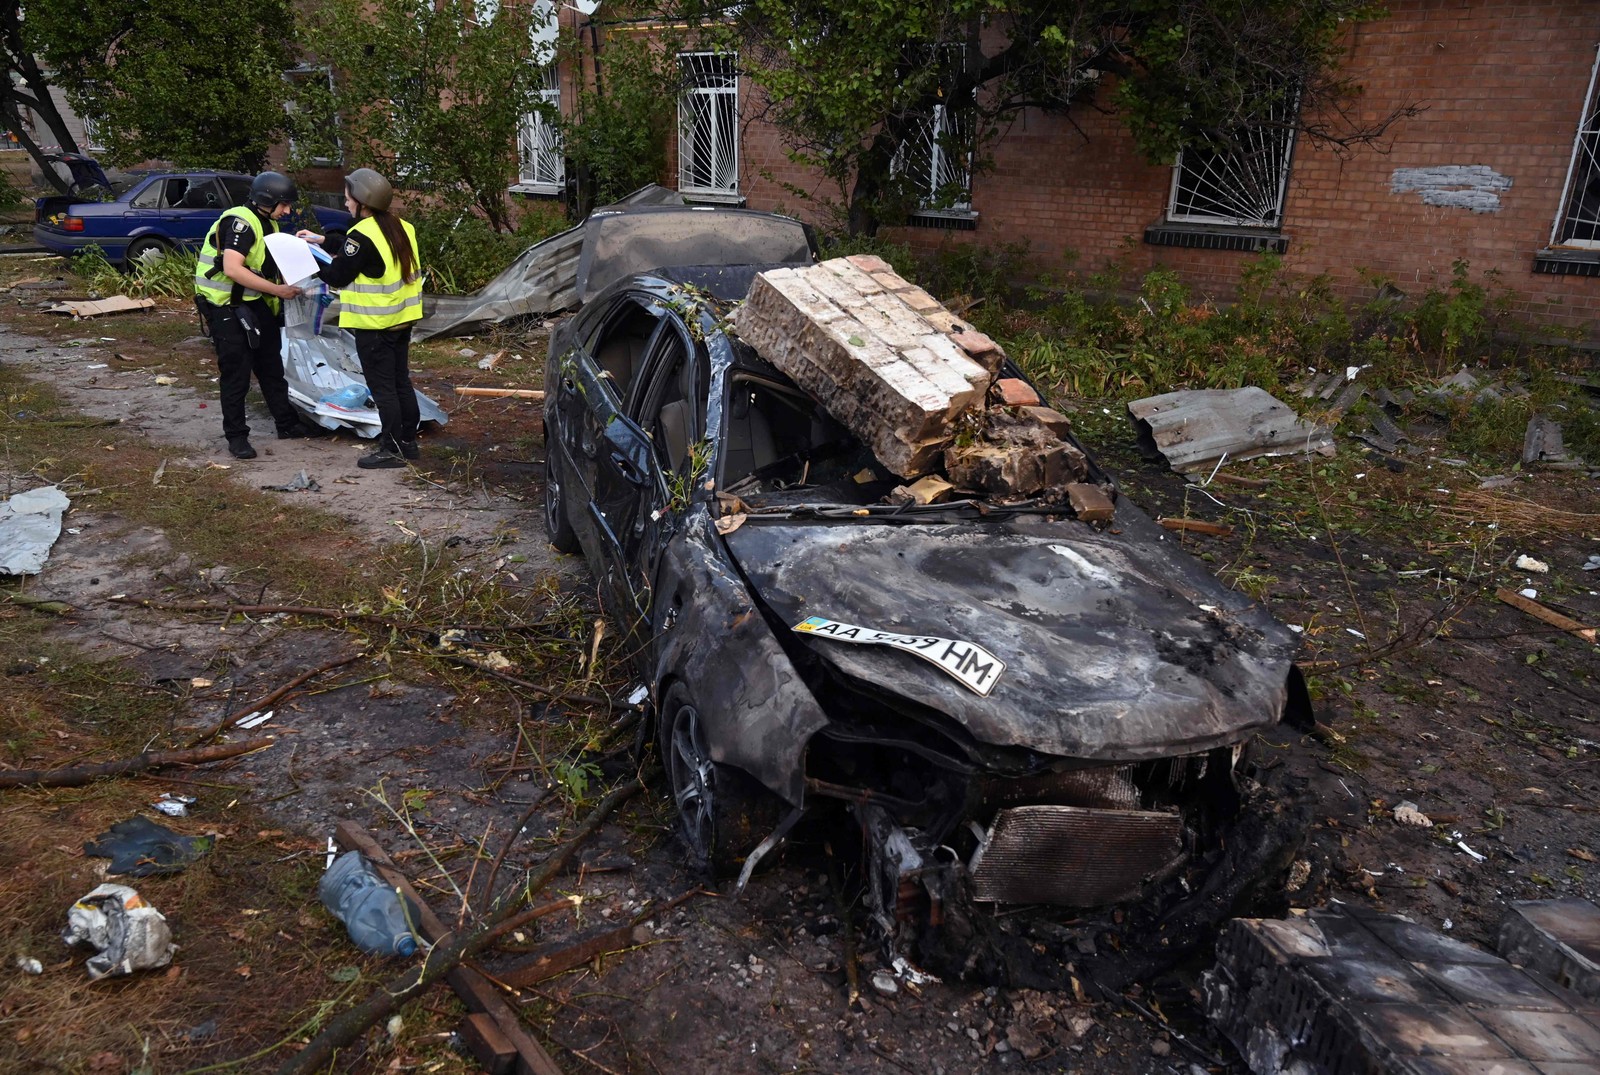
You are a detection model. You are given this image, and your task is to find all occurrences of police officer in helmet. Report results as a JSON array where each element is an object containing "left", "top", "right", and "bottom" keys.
[
  {"left": 193, "top": 170, "right": 311, "bottom": 459},
  {"left": 298, "top": 167, "right": 425, "bottom": 469}
]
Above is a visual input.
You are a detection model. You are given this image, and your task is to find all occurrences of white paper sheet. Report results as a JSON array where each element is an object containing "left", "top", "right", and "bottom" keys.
[{"left": 263, "top": 232, "right": 321, "bottom": 287}]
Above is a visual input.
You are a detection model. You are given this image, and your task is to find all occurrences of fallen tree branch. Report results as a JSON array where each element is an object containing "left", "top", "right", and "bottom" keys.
[
  {"left": 185, "top": 652, "right": 365, "bottom": 748},
  {"left": 1157, "top": 516, "right": 1235, "bottom": 537},
  {"left": 4, "top": 593, "right": 74, "bottom": 615},
  {"left": 0, "top": 737, "right": 274, "bottom": 789},
  {"left": 277, "top": 778, "right": 643, "bottom": 1075}
]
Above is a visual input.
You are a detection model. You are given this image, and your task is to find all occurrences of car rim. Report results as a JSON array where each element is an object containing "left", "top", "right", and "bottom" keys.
[{"left": 667, "top": 702, "right": 716, "bottom": 862}]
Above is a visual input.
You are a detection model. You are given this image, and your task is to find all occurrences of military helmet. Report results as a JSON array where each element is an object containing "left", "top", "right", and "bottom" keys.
[
  {"left": 344, "top": 168, "right": 393, "bottom": 213},
  {"left": 249, "top": 171, "right": 298, "bottom": 211}
]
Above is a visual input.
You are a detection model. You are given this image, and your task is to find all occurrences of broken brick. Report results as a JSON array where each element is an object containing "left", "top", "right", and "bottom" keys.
[
  {"left": 994, "top": 378, "right": 1041, "bottom": 407},
  {"left": 1066, "top": 483, "right": 1115, "bottom": 523}
]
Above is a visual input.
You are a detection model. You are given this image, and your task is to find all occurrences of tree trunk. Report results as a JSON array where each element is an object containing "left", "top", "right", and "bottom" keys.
[{"left": 3, "top": 10, "right": 80, "bottom": 194}]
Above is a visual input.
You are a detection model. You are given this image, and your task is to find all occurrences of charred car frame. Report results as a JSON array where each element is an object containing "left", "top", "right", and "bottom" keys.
[{"left": 542, "top": 207, "right": 1311, "bottom": 981}]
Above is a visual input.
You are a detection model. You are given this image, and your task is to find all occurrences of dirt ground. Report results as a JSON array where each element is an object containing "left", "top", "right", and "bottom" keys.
[{"left": 2, "top": 258, "right": 1598, "bottom": 1075}]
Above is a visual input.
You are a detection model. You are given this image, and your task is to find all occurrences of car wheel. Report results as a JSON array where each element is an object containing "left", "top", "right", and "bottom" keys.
[
  {"left": 543, "top": 461, "right": 581, "bottom": 553},
  {"left": 658, "top": 683, "right": 781, "bottom": 877},
  {"left": 126, "top": 236, "right": 171, "bottom": 265}
]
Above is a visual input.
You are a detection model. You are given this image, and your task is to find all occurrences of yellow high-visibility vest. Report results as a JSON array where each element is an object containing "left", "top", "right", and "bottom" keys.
[
  {"left": 194, "top": 207, "right": 281, "bottom": 314},
  {"left": 340, "top": 216, "right": 423, "bottom": 330}
]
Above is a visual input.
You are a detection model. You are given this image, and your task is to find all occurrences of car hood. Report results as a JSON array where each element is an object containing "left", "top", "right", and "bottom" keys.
[{"left": 720, "top": 505, "right": 1300, "bottom": 761}]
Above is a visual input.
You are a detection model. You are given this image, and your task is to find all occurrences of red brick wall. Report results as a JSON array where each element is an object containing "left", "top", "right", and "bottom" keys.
[{"left": 724, "top": 1, "right": 1600, "bottom": 335}]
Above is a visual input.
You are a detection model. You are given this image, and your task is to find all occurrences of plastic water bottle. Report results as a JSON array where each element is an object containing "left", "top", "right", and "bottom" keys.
[{"left": 319, "top": 851, "right": 419, "bottom": 957}]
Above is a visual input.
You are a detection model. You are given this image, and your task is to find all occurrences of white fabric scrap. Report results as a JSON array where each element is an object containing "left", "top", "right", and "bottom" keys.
[
  {"left": 61, "top": 883, "right": 175, "bottom": 979},
  {"left": 0, "top": 486, "right": 71, "bottom": 575}
]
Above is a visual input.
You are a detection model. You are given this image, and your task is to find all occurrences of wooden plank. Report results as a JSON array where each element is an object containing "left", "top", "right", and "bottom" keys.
[
  {"left": 492, "top": 923, "right": 652, "bottom": 988},
  {"left": 1495, "top": 587, "right": 1598, "bottom": 644},
  {"left": 460, "top": 1013, "right": 516, "bottom": 1075},
  {"left": 1158, "top": 516, "right": 1235, "bottom": 537},
  {"left": 454, "top": 387, "right": 546, "bottom": 401},
  {"left": 334, "top": 821, "right": 564, "bottom": 1075}
]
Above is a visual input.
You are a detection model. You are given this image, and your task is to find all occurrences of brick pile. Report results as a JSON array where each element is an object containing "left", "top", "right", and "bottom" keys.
[{"left": 729, "top": 255, "right": 1003, "bottom": 478}]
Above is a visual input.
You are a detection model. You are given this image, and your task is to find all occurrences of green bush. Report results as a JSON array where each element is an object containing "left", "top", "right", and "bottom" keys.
[{"left": 70, "top": 243, "right": 199, "bottom": 299}]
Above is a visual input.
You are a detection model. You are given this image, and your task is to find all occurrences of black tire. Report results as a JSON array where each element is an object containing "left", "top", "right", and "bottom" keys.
[
  {"left": 125, "top": 236, "right": 172, "bottom": 265},
  {"left": 658, "top": 683, "right": 781, "bottom": 877},
  {"left": 543, "top": 460, "right": 581, "bottom": 554}
]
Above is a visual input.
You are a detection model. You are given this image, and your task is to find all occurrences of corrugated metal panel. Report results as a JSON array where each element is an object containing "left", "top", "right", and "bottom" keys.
[{"left": 1127, "top": 387, "right": 1335, "bottom": 474}]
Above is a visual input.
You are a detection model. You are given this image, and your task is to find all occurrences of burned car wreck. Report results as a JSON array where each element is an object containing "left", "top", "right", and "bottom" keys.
[{"left": 543, "top": 228, "right": 1312, "bottom": 985}]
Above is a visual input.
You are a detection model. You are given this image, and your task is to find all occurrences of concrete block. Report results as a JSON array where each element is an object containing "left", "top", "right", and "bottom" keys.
[{"left": 1499, "top": 900, "right": 1600, "bottom": 1002}]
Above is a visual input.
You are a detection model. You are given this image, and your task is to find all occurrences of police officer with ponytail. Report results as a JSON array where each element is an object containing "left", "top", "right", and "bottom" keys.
[
  {"left": 194, "top": 171, "right": 308, "bottom": 460},
  {"left": 299, "top": 168, "right": 424, "bottom": 469}
]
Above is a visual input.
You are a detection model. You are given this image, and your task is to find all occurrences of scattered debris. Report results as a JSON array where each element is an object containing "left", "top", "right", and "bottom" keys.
[
  {"left": 235, "top": 709, "right": 275, "bottom": 730},
  {"left": 1515, "top": 553, "right": 1549, "bottom": 574},
  {"left": 62, "top": 884, "right": 176, "bottom": 979},
  {"left": 453, "top": 387, "right": 545, "bottom": 400},
  {"left": 0, "top": 485, "right": 70, "bottom": 576},
  {"left": 476, "top": 350, "right": 505, "bottom": 371},
  {"left": 15, "top": 956, "right": 43, "bottom": 975},
  {"left": 1454, "top": 835, "right": 1487, "bottom": 862},
  {"left": 151, "top": 793, "right": 196, "bottom": 818},
  {"left": 261, "top": 470, "right": 321, "bottom": 493},
  {"left": 1158, "top": 517, "right": 1235, "bottom": 537},
  {"left": 1496, "top": 586, "right": 1598, "bottom": 644},
  {"left": 84, "top": 816, "right": 215, "bottom": 877},
  {"left": 1392, "top": 800, "right": 1432, "bottom": 826},
  {"left": 47, "top": 295, "right": 156, "bottom": 318},
  {"left": 1524, "top": 413, "right": 1581, "bottom": 468},
  {"left": 1127, "top": 388, "right": 1336, "bottom": 475},
  {"left": 1584, "top": 554, "right": 1600, "bottom": 572}
]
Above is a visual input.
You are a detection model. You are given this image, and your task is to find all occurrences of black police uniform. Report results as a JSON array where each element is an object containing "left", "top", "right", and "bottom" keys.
[{"left": 205, "top": 208, "right": 300, "bottom": 442}]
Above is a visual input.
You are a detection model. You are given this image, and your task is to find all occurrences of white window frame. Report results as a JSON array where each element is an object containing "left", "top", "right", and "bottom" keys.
[
  {"left": 284, "top": 65, "right": 343, "bottom": 167},
  {"left": 515, "top": 66, "right": 564, "bottom": 194},
  {"left": 1552, "top": 43, "right": 1600, "bottom": 249},
  {"left": 1167, "top": 97, "right": 1298, "bottom": 229},
  {"left": 677, "top": 52, "right": 739, "bottom": 198},
  {"left": 893, "top": 102, "right": 975, "bottom": 216}
]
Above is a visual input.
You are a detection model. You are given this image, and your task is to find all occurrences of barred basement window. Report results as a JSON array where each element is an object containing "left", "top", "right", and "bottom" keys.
[
  {"left": 1168, "top": 98, "right": 1298, "bottom": 229},
  {"left": 893, "top": 103, "right": 974, "bottom": 215},
  {"left": 678, "top": 52, "right": 739, "bottom": 196},
  {"left": 517, "top": 65, "right": 563, "bottom": 192},
  {"left": 1552, "top": 44, "right": 1600, "bottom": 248}
]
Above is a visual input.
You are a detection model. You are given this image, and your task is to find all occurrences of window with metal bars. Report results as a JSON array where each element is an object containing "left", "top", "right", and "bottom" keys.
[
  {"left": 1168, "top": 99, "right": 1298, "bottom": 229},
  {"left": 283, "top": 65, "right": 343, "bottom": 167},
  {"left": 1553, "top": 45, "right": 1600, "bottom": 248},
  {"left": 677, "top": 52, "right": 739, "bottom": 195},
  {"left": 518, "top": 65, "right": 563, "bottom": 192},
  {"left": 893, "top": 103, "right": 974, "bottom": 215}
]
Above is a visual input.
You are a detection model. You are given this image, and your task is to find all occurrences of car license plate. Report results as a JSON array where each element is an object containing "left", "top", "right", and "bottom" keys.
[{"left": 792, "top": 616, "right": 1005, "bottom": 696}]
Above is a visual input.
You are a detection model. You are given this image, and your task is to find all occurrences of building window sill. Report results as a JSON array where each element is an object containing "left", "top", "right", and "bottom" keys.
[
  {"left": 1533, "top": 247, "right": 1600, "bottom": 276},
  {"left": 679, "top": 189, "right": 745, "bottom": 207},
  {"left": 509, "top": 183, "right": 563, "bottom": 198},
  {"left": 1144, "top": 223, "right": 1288, "bottom": 254},
  {"left": 905, "top": 209, "right": 978, "bottom": 231}
]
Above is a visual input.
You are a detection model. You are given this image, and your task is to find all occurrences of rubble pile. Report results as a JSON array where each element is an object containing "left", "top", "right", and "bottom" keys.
[{"left": 733, "top": 255, "right": 1104, "bottom": 508}]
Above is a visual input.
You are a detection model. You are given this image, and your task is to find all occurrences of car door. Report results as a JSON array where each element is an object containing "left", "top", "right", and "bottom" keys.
[
  {"left": 549, "top": 295, "right": 662, "bottom": 578},
  {"left": 589, "top": 313, "right": 698, "bottom": 634}
]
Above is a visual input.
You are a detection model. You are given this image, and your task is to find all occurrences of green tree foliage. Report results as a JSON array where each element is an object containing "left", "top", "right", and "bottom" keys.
[
  {"left": 296, "top": 0, "right": 546, "bottom": 231},
  {"left": 696, "top": 0, "right": 1409, "bottom": 235},
  {"left": 556, "top": 31, "right": 681, "bottom": 216},
  {"left": 25, "top": 0, "right": 295, "bottom": 173}
]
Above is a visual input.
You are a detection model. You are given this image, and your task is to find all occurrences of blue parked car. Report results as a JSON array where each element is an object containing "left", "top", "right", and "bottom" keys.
[{"left": 33, "top": 169, "right": 353, "bottom": 266}]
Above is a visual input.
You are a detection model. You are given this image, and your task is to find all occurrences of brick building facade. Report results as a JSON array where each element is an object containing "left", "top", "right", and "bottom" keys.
[{"left": 559, "top": 1, "right": 1600, "bottom": 336}]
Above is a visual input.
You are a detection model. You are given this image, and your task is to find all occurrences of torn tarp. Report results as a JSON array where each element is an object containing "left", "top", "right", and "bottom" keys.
[
  {"left": 0, "top": 486, "right": 70, "bottom": 575},
  {"left": 411, "top": 185, "right": 687, "bottom": 341},
  {"left": 275, "top": 239, "right": 449, "bottom": 437},
  {"left": 1127, "top": 387, "right": 1335, "bottom": 474}
]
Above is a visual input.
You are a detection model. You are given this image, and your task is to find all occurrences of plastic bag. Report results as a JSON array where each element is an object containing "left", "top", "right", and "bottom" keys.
[
  {"left": 62, "top": 883, "right": 176, "bottom": 979},
  {"left": 319, "top": 383, "right": 373, "bottom": 409}
]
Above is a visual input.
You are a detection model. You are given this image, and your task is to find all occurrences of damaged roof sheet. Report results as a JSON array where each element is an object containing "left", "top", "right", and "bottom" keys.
[{"left": 1128, "top": 387, "right": 1335, "bottom": 473}]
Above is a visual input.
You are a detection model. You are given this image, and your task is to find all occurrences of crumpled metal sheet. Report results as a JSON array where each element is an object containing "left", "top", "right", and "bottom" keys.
[
  {"left": 0, "top": 485, "right": 70, "bottom": 575},
  {"left": 1127, "top": 387, "right": 1335, "bottom": 474},
  {"left": 412, "top": 185, "right": 687, "bottom": 341}
]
